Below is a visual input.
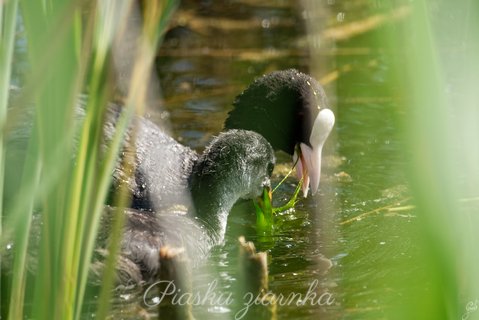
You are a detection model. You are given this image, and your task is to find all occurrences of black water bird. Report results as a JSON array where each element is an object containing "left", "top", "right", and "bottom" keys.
[
  {"left": 104, "top": 107, "right": 275, "bottom": 217},
  {"left": 97, "top": 128, "right": 275, "bottom": 282},
  {"left": 225, "top": 69, "right": 335, "bottom": 197}
]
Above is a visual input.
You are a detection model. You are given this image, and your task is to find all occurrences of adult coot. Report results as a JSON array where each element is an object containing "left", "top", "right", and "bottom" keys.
[{"left": 225, "top": 69, "right": 335, "bottom": 197}]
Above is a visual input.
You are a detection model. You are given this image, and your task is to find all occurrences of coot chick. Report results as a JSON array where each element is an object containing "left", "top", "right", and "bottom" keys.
[
  {"left": 94, "top": 129, "right": 275, "bottom": 283},
  {"left": 225, "top": 69, "right": 335, "bottom": 197},
  {"left": 104, "top": 107, "right": 275, "bottom": 217}
]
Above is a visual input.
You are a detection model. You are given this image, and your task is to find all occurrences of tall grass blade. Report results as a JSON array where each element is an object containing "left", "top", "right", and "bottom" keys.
[
  {"left": 392, "top": 0, "right": 479, "bottom": 317},
  {"left": 94, "top": 1, "right": 171, "bottom": 318},
  {"left": 0, "top": 0, "right": 19, "bottom": 238}
]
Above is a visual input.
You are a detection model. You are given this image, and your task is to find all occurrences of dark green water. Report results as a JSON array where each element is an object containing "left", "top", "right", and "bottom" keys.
[{"left": 108, "top": 1, "right": 422, "bottom": 319}]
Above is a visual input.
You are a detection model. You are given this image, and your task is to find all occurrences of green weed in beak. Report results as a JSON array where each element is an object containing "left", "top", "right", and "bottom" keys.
[
  {"left": 254, "top": 178, "right": 304, "bottom": 231},
  {"left": 272, "top": 178, "right": 302, "bottom": 214},
  {"left": 254, "top": 185, "right": 273, "bottom": 229}
]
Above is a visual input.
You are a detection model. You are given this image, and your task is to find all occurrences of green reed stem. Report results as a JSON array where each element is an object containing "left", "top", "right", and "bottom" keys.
[
  {"left": 0, "top": 0, "right": 19, "bottom": 240},
  {"left": 6, "top": 124, "right": 41, "bottom": 320}
]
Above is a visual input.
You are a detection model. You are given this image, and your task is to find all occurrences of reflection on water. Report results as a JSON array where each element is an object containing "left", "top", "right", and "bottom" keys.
[{"left": 107, "top": 1, "right": 419, "bottom": 319}]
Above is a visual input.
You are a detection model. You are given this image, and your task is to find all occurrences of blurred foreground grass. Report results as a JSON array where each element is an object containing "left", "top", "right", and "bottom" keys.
[
  {"left": 305, "top": 0, "right": 479, "bottom": 318},
  {"left": 387, "top": 1, "right": 479, "bottom": 318},
  {"left": 0, "top": 1, "right": 177, "bottom": 319}
]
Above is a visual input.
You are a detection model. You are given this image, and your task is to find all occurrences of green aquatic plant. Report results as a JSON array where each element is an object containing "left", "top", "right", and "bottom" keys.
[
  {"left": 254, "top": 159, "right": 303, "bottom": 231},
  {"left": 254, "top": 186, "right": 273, "bottom": 229},
  {"left": 272, "top": 179, "right": 303, "bottom": 215}
]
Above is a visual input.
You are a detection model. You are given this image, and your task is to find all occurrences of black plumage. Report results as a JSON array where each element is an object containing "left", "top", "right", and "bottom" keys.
[{"left": 225, "top": 69, "right": 330, "bottom": 155}]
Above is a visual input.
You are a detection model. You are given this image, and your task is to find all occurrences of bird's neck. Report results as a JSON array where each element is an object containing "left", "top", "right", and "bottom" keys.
[{"left": 191, "top": 181, "right": 239, "bottom": 245}]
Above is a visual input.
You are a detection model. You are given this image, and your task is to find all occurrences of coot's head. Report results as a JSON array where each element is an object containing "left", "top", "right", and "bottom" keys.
[
  {"left": 224, "top": 69, "right": 335, "bottom": 197},
  {"left": 190, "top": 129, "right": 275, "bottom": 240}
]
